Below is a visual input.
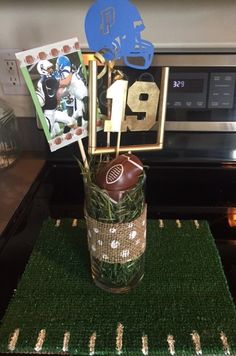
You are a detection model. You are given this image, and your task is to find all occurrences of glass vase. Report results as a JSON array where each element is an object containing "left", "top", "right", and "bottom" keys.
[{"left": 84, "top": 172, "right": 146, "bottom": 294}]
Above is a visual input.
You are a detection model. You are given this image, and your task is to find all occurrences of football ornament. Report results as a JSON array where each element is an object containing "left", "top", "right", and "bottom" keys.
[{"left": 96, "top": 153, "right": 143, "bottom": 202}]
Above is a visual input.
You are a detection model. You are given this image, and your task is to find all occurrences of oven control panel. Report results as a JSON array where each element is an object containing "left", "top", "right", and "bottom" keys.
[
  {"left": 167, "top": 73, "right": 208, "bottom": 109},
  {"left": 167, "top": 72, "right": 235, "bottom": 109},
  {"left": 94, "top": 57, "right": 236, "bottom": 131},
  {"left": 208, "top": 72, "right": 235, "bottom": 109}
]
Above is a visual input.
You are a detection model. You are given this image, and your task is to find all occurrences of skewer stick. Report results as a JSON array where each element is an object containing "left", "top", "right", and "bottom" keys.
[
  {"left": 88, "top": 60, "right": 98, "bottom": 156},
  {"left": 106, "top": 61, "right": 114, "bottom": 148},
  {"left": 77, "top": 138, "right": 89, "bottom": 169},
  {"left": 116, "top": 130, "right": 122, "bottom": 157}
]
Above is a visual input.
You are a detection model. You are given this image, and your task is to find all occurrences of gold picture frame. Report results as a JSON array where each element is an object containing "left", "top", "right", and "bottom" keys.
[{"left": 88, "top": 60, "right": 169, "bottom": 155}]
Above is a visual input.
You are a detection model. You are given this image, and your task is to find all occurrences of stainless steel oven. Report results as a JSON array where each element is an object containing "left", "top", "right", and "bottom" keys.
[
  {"left": 91, "top": 52, "right": 236, "bottom": 132},
  {"left": 154, "top": 53, "right": 236, "bottom": 132},
  {"left": 83, "top": 52, "right": 236, "bottom": 163},
  {"left": 1, "top": 53, "right": 236, "bottom": 326}
]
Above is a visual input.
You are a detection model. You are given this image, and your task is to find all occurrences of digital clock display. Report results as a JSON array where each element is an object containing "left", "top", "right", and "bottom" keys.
[{"left": 169, "top": 78, "right": 204, "bottom": 93}]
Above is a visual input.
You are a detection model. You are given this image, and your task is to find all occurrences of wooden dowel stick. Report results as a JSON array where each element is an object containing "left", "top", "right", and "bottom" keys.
[
  {"left": 78, "top": 139, "right": 89, "bottom": 169},
  {"left": 116, "top": 131, "right": 121, "bottom": 157}
]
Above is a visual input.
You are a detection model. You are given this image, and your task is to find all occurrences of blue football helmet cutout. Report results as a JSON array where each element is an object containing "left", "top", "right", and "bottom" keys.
[{"left": 84, "top": 0, "right": 154, "bottom": 70}]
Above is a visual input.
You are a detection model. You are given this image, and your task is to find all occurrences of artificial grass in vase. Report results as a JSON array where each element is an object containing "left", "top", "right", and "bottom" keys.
[{"left": 0, "top": 218, "right": 236, "bottom": 355}]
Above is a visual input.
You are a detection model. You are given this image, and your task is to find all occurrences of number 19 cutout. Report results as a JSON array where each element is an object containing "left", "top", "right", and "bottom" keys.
[{"left": 88, "top": 60, "right": 169, "bottom": 155}]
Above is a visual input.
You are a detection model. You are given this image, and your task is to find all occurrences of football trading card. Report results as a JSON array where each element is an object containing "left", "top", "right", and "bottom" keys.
[{"left": 16, "top": 38, "right": 90, "bottom": 152}]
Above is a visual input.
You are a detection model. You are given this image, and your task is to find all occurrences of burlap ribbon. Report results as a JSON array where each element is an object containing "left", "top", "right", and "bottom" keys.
[{"left": 85, "top": 205, "right": 147, "bottom": 264}]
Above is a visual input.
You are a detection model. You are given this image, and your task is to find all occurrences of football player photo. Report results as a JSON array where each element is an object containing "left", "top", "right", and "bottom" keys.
[{"left": 16, "top": 38, "right": 89, "bottom": 152}]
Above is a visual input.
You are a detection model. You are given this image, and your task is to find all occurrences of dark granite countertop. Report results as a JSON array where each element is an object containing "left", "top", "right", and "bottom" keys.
[{"left": 0, "top": 152, "right": 45, "bottom": 236}]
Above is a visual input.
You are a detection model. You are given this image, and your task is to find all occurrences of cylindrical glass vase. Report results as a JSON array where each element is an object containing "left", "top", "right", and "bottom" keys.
[{"left": 84, "top": 173, "right": 146, "bottom": 294}]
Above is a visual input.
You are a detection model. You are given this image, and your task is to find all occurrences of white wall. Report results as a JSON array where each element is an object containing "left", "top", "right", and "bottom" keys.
[{"left": 0, "top": 0, "right": 236, "bottom": 117}]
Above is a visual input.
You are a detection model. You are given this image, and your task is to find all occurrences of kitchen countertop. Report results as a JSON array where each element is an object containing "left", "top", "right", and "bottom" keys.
[{"left": 0, "top": 152, "right": 45, "bottom": 236}]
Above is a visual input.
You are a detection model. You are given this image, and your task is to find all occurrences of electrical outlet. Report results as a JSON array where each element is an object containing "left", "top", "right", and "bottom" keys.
[
  {"left": 0, "top": 49, "right": 28, "bottom": 95},
  {"left": 5, "top": 59, "right": 20, "bottom": 84}
]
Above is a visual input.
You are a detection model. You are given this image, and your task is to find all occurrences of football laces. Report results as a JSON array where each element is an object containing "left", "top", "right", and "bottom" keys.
[{"left": 106, "top": 164, "right": 124, "bottom": 184}]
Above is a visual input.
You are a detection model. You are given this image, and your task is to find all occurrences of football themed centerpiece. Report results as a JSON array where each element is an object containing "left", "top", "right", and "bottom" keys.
[
  {"left": 16, "top": 0, "right": 169, "bottom": 293},
  {"left": 80, "top": 0, "right": 169, "bottom": 293},
  {"left": 83, "top": 152, "right": 147, "bottom": 293},
  {"left": 4, "top": 2, "right": 236, "bottom": 355}
]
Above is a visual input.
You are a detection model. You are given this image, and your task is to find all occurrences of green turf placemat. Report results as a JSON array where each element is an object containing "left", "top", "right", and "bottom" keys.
[{"left": 0, "top": 219, "right": 236, "bottom": 355}]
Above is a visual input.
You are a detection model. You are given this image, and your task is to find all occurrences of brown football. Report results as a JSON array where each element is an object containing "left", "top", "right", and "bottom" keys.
[{"left": 96, "top": 153, "right": 143, "bottom": 202}]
